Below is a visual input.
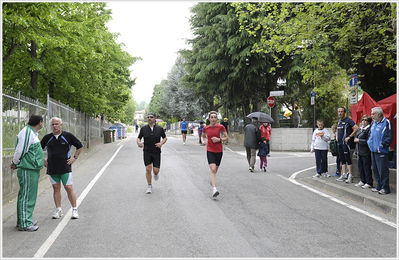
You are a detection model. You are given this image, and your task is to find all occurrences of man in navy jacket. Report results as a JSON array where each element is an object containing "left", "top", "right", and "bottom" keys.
[{"left": 367, "top": 107, "right": 394, "bottom": 195}]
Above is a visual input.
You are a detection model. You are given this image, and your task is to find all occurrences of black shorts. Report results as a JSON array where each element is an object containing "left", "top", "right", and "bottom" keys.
[
  {"left": 207, "top": 151, "right": 223, "bottom": 166},
  {"left": 181, "top": 130, "right": 187, "bottom": 134},
  {"left": 143, "top": 151, "right": 161, "bottom": 168}
]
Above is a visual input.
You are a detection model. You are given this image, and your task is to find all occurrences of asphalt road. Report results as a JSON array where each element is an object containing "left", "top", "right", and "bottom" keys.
[{"left": 2, "top": 132, "right": 397, "bottom": 258}]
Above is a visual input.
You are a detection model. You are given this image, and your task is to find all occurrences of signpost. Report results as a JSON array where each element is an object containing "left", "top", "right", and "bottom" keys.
[
  {"left": 349, "top": 74, "right": 358, "bottom": 104},
  {"left": 270, "top": 90, "right": 284, "bottom": 97}
]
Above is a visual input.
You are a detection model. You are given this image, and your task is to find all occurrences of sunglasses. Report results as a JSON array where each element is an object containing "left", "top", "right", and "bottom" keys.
[{"left": 147, "top": 116, "right": 154, "bottom": 119}]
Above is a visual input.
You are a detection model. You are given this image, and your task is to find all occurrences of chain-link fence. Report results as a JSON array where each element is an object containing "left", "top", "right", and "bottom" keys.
[{"left": 2, "top": 92, "right": 112, "bottom": 155}]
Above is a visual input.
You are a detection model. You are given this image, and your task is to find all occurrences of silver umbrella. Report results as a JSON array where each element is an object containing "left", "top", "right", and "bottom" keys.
[{"left": 246, "top": 112, "right": 275, "bottom": 124}]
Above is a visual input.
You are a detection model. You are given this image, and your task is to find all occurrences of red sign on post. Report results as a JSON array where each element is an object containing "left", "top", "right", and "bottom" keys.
[{"left": 267, "top": 96, "right": 275, "bottom": 108}]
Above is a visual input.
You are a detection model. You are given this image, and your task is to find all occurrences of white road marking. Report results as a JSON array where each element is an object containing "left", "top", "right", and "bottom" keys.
[
  {"left": 234, "top": 151, "right": 396, "bottom": 228},
  {"left": 288, "top": 166, "right": 397, "bottom": 228},
  {"left": 33, "top": 145, "right": 124, "bottom": 258}
]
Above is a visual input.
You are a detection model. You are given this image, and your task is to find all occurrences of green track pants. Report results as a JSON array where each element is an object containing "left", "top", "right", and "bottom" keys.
[{"left": 17, "top": 168, "right": 40, "bottom": 228}]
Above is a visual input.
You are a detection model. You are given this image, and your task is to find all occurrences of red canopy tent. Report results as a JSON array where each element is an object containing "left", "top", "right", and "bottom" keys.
[{"left": 350, "top": 92, "right": 397, "bottom": 150}]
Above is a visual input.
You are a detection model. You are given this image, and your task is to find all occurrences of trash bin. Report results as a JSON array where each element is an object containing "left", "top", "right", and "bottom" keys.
[
  {"left": 111, "top": 130, "right": 116, "bottom": 142},
  {"left": 103, "top": 130, "right": 112, "bottom": 143}
]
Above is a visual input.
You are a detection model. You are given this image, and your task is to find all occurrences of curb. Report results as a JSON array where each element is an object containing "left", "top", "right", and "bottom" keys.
[{"left": 302, "top": 177, "right": 397, "bottom": 217}]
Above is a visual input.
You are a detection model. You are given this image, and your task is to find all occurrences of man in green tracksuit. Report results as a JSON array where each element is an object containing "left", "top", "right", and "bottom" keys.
[{"left": 10, "top": 114, "right": 44, "bottom": 232}]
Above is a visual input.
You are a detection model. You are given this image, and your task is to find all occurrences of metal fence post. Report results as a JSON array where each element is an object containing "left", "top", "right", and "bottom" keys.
[{"left": 17, "top": 91, "right": 20, "bottom": 133}]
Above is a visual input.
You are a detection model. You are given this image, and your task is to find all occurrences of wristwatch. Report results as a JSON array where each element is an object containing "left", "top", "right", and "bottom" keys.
[{"left": 74, "top": 156, "right": 78, "bottom": 159}]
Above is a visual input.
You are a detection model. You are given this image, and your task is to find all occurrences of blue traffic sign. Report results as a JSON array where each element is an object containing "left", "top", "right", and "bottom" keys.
[
  {"left": 310, "top": 88, "right": 315, "bottom": 97},
  {"left": 349, "top": 74, "right": 357, "bottom": 87}
]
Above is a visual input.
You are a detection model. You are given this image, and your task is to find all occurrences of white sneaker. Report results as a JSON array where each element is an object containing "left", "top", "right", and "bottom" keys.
[
  {"left": 336, "top": 175, "right": 347, "bottom": 182},
  {"left": 154, "top": 173, "right": 159, "bottom": 181},
  {"left": 212, "top": 189, "right": 219, "bottom": 197},
  {"left": 313, "top": 173, "right": 321, "bottom": 178},
  {"left": 146, "top": 186, "right": 152, "bottom": 194},
  {"left": 355, "top": 181, "right": 365, "bottom": 187},
  {"left": 183, "top": 142, "right": 186, "bottom": 145},
  {"left": 323, "top": 173, "right": 331, "bottom": 177},
  {"left": 345, "top": 177, "right": 353, "bottom": 183},
  {"left": 71, "top": 209, "right": 79, "bottom": 219},
  {"left": 362, "top": 183, "right": 372, "bottom": 189},
  {"left": 52, "top": 208, "right": 63, "bottom": 219}
]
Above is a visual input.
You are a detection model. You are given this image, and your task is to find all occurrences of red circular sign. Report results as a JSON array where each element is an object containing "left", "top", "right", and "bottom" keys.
[{"left": 267, "top": 96, "right": 275, "bottom": 108}]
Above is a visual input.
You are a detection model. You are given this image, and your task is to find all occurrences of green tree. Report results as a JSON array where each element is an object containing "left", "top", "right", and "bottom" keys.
[
  {"left": 181, "top": 2, "right": 277, "bottom": 120},
  {"left": 233, "top": 2, "right": 396, "bottom": 101},
  {"left": 2, "top": 2, "right": 139, "bottom": 119}
]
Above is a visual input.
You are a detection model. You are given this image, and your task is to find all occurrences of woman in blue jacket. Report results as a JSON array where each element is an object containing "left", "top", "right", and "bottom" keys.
[{"left": 354, "top": 115, "right": 373, "bottom": 189}]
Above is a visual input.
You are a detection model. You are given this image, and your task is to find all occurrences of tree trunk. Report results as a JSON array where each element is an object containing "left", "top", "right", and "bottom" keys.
[
  {"left": 271, "top": 106, "right": 280, "bottom": 128},
  {"left": 28, "top": 40, "right": 38, "bottom": 94},
  {"left": 49, "top": 80, "right": 55, "bottom": 98}
]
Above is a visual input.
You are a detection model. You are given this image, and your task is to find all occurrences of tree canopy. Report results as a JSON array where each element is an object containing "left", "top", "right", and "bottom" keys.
[
  {"left": 2, "top": 2, "right": 140, "bottom": 120},
  {"left": 232, "top": 2, "right": 396, "bottom": 101}
]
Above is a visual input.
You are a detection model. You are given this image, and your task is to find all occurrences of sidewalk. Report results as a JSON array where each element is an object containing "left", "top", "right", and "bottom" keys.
[{"left": 182, "top": 133, "right": 397, "bottom": 218}]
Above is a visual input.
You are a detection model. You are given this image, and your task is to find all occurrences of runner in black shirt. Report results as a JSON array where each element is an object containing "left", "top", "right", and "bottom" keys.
[
  {"left": 137, "top": 112, "right": 167, "bottom": 194},
  {"left": 41, "top": 117, "right": 83, "bottom": 219}
]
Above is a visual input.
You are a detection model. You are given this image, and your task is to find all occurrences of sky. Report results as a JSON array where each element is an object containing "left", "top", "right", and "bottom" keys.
[{"left": 105, "top": 1, "right": 197, "bottom": 103}]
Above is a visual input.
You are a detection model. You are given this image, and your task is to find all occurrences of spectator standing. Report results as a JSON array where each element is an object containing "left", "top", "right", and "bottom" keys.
[
  {"left": 221, "top": 118, "right": 230, "bottom": 144},
  {"left": 311, "top": 119, "right": 331, "bottom": 178},
  {"left": 335, "top": 107, "right": 359, "bottom": 183},
  {"left": 137, "top": 112, "right": 167, "bottom": 194},
  {"left": 201, "top": 111, "right": 228, "bottom": 197},
  {"left": 331, "top": 123, "right": 341, "bottom": 177},
  {"left": 354, "top": 115, "right": 373, "bottom": 189},
  {"left": 180, "top": 117, "right": 188, "bottom": 145},
  {"left": 259, "top": 122, "right": 271, "bottom": 156},
  {"left": 244, "top": 118, "right": 261, "bottom": 172},
  {"left": 10, "top": 114, "right": 44, "bottom": 231},
  {"left": 367, "top": 107, "right": 394, "bottom": 195},
  {"left": 292, "top": 106, "right": 301, "bottom": 128},
  {"left": 198, "top": 122, "right": 204, "bottom": 145},
  {"left": 41, "top": 117, "right": 83, "bottom": 220},
  {"left": 257, "top": 137, "right": 269, "bottom": 172}
]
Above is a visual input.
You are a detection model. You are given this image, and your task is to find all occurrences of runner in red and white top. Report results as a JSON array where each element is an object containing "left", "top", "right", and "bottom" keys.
[{"left": 201, "top": 111, "right": 228, "bottom": 198}]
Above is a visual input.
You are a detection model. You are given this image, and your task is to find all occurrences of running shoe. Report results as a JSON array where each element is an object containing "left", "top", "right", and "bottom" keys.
[
  {"left": 249, "top": 167, "right": 254, "bottom": 172},
  {"left": 313, "top": 173, "right": 321, "bottom": 178},
  {"left": 263, "top": 167, "right": 267, "bottom": 172},
  {"left": 18, "top": 225, "right": 39, "bottom": 232},
  {"left": 371, "top": 188, "right": 379, "bottom": 192},
  {"left": 362, "top": 183, "right": 372, "bottom": 189},
  {"left": 154, "top": 173, "right": 159, "bottom": 181},
  {"left": 332, "top": 173, "right": 340, "bottom": 177},
  {"left": 52, "top": 208, "right": 64, "bottom": 219},
  {"left": 355, "top": 181, "right": 365, "bottom": 187},
  {"left": 146, "top": 186, "right": 152, "bottom": 194},
  {"left": 16, "top": 220, "right": 38, "bottom": 228},
  {"left": 71, "top": 209, "right": 79, "bottom": 219},
  {"left": 345, "top": 176, "right": 353, "bottom": 183},
  {"left": 212, "top": 189, "right": 219, "bottom": 197},
  {"left": 378, "top": 189, "right": 388, "bottom": 195},
  {"left": 336, "top": 175, "right": 347, "bottom": 182},
  {"left": 323, "top": 173, "right": 331, "bottom": 177}
]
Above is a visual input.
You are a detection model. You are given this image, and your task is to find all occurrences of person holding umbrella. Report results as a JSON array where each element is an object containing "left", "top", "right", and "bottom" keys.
[
  {"left": 245, "top": 112, "right": 273, "bottom": 172},
  {"left": 244, "top": 117, "right": 262, "bottom": 172}
]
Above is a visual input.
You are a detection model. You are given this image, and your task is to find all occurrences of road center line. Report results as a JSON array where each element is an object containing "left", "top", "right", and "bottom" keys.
[{"left": 33, "top": 145, "right": 124, "bottom": 258}]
